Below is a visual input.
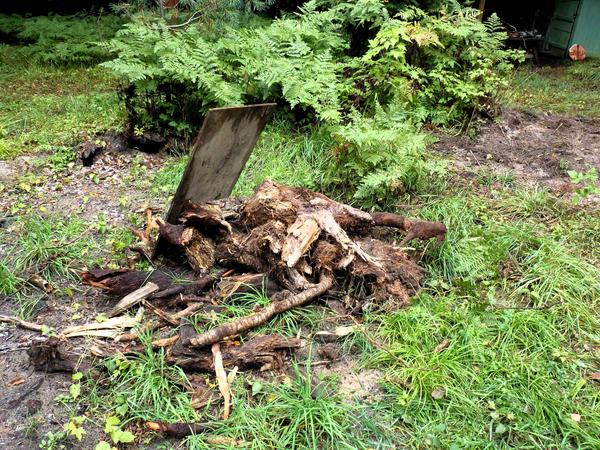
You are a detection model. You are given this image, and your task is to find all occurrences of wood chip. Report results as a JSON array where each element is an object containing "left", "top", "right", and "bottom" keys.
[
  {"left": 109, "top": 282, "right": 159, "bottom": 317},
  {"left": 61, "top": 310, "right": 143, "bottom": 339},
  {"left": 8, "top": 376, "right": 25, "bottom": 387}
]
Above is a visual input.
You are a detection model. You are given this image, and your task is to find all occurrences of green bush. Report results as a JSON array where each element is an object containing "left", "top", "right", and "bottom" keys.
[
  {"left": 361, "top": 2, "right": 523, "bottom": 125},
  {"left": 99, "top": 0, "right": 520, "bottom": 204},
  {"left": 0, "top": 14, "right": 124, "bottom": 65}
]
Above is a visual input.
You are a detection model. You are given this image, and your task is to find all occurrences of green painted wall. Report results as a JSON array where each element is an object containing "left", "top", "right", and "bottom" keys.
[{"left": 571, "top": 0, "right": 600, "bottom": 57}]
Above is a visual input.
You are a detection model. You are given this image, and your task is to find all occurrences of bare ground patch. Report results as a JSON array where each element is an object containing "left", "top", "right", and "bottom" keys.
[{"left": 435, "top": 109, "right": 600, "bottom": 192}]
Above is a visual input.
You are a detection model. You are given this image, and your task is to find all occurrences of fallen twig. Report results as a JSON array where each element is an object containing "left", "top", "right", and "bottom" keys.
[{"left": 0, "top": 314, "right": 49, "bottom": 333}]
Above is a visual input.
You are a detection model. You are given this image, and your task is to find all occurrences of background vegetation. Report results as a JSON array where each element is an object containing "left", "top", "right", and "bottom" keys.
[{"left": 1, "top": 1, "right": 599, "bottom": 449}]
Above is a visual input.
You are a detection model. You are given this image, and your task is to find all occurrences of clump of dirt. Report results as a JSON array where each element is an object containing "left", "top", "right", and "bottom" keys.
[{"left": 435, "top": 109, "right": 600, "bottom": 191}]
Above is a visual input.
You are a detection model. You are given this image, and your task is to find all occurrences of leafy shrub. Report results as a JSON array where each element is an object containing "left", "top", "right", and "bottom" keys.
[
  {"left": 362, "top": 2, "right": 523, "bottom": 125},
  {"left": 99, "top": 0, "right": 520, "bottom": 204},
  {"left": 0, "top": 14, "right": 124, "bottom": 65}
]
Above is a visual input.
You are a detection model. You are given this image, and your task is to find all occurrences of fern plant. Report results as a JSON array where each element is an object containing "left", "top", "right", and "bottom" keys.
[
  {"left": 0, "top": 14, "right": 124, "bottom": 65},
  {"left": 361, "top": 1, "right": 523, "bottom": 125},
  {"left": 325, "top": 103, "right": 446, "bottom": 206},
  {"left": 101, "top": 5, "right": 348, "bottom": 134}
]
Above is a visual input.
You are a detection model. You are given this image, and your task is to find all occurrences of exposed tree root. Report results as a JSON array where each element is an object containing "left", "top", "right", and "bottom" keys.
[{"left": 186, "top": 271, "right": 334, "bottom": 348}]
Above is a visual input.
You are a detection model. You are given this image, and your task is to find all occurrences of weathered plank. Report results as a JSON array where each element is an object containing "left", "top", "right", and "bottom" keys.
[{"left": 165, "top": 104, "right": 277, "bottom": 223}]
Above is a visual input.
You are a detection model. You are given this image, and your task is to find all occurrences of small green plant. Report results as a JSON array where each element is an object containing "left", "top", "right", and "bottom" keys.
[
  {"left": 63, "top": 416, "right": 87, "bottom": 441},
  {"left": 39, "top": 430, "right": 68, "bottom": 450},
  {"left": 69, "top": 372, "right": 83, "bottom": 400},
  {"left": 23, "top": 415, "right": 42, "bottom": 439},
  {"left": 568, "top": 167, "right": 600, "bottom": 203},
  {"left": 103, "top": 416, "right": 135, "bottom": 444},
  {"left": 45, "top": 146, "right": 76, "bottom": 172}
]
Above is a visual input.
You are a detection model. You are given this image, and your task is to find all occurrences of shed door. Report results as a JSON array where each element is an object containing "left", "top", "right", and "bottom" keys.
[{"left": 545, "top": 0, "right": 580, "bottom": 56}]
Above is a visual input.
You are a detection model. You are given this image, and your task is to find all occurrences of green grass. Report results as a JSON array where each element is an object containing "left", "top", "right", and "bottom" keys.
[
  {"left": 0, "top": 214, "right": 135, "bottom": 317},
  {"left": 88, "top": 347, "right": 200, "bottom": 424},
  {"left": 185, "top": 365, "right": 358, "bottom": 450},
  {"left": 0, "top": 45, "right": 123, "bottom": 160},
  {"left": 361, "top": 188, "right": 600, "bottom": 449},
  {"left": 502, "top": 59, "right": 600, "bottom": 118},
  {"left": 149, "top": 118, "right": 333, "bottom": 200}
]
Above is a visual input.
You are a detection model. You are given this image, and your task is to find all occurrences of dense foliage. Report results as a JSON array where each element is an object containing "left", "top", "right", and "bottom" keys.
[
  {"left": 0, "top": 14, "right": 124, "bottom": 64},
  {"left": 97, "top": 0, "right": 521, "bottom": 203}
]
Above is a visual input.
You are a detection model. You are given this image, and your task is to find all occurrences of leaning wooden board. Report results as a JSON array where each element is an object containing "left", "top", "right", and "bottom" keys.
[{"left": 154, "top": 103, "right": 276, "bottom": 258}]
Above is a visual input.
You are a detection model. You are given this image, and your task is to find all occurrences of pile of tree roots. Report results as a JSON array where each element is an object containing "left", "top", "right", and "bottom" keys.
[{"left": 14, "top": 181, "right": 447, "bottom": 378}]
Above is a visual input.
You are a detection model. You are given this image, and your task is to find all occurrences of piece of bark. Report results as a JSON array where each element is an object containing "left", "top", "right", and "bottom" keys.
[
  {"left": 169, "top": 334, "right": 303, "bottom": 371},
  {"left": 186, "top": 271, "right": 333, "bottom": 348},
  {"left": 7, "top": 378, "right": 44, "bottom": 408},
  {"left": 80, "top": 269, "right": 171, "bottom": 297},
  {"left": 370, "top": 212, "right": 447, "bottom": 245},
  {"left": 110, "top": 282, "right": 159, "bottom": 317}
]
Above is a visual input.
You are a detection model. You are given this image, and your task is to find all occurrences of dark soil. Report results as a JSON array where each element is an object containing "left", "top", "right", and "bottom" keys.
[{"left": 435, "top": 109, "right": 600, "bottom": 192}]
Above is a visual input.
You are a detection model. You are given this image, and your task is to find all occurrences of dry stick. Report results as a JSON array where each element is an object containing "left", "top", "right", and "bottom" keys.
[
  {"left": 212, "top": 343, "right": 231, "bottom": 420},
  {"left": 142, "top": 300, "right": 179, "bottom": 326},
  {"left": 116, "top": 300, "right": 208, "bottom": 342},
  {"left": 187, "top": 272, "right": 334, "bottom": 348},
  {"left": 0, "top": 315, "right": 48, "bottom": 333},
  {"left": 150, "top": 335, "right": 179, "bottom": 348}
]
